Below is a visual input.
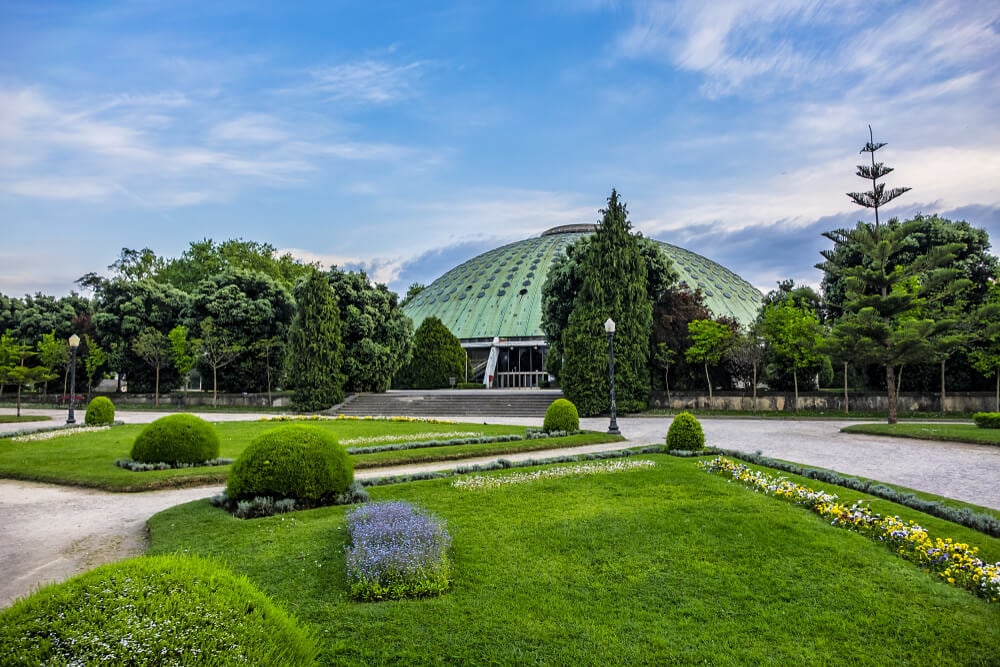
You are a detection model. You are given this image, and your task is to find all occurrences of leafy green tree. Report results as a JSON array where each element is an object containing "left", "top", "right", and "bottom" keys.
[
  {"left": 5, "top": 343, "right": 56, "bottom": 416},
  {"left": 168, "top": 326, "right": 198, "bottom": 392},
  {"left": 83, "top": 335, "right": 108, "bottom": 396},
  {"left": 158, "top": 239, "right": 314, "bottom": 292},
  {"left": 0, "top": 331, "right": 18, "bottom": 401},
  {"left": 285, "top": 271, "right": 346, "bottom": 411},
  {"left": 760, "top": 301, "right": 825, "bottom": 409},
  {"left": 197, "top": 320, "right": 243, "bottom": 406},
  {"left": 6, "top": 292, "right": 93, "bottom": 345},
  {"left": 132, "top": 328, "right": 171, "bottom": 406},
  {"left": 185, "top": 269, "right": 294, "bottom": 392},
  {"left": 725, "top": 329, "right": 764, "bottom": 407},
  {"left": 400, "top": 283, "right": 426, "bottom": 308},
  {"left": 970, "top": 281, "right": 1000, "bottom": 411},
  {"left": 550, "top": 190, "right": 670, "bottom": 415},
  {"left": 37, "top": 331, "right": 69, "bottom": 396},
  {"left": 328, "top": 269, "right": 413, "bottom": 392},
  {"left": 685, "top": 319, "right": 734, "bottom": 399},
  {"left": 395, "top": 317, "right": 464, "bottom": 389},
  {"left": 651, "top": 286, "right": 714, "bottom": 391}
]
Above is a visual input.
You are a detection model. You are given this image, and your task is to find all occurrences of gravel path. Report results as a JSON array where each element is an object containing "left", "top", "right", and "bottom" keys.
[{"left": 2, "top": 408, "right": 999, "bottom": 608}]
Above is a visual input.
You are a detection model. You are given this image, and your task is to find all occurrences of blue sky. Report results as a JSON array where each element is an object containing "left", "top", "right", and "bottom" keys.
[{"left": 2, "top": 0, "right": 999, "bottom": 299}]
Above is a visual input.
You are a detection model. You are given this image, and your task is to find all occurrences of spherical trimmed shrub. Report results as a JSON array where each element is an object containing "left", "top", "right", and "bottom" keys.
[
  {"left": 84, "top": 396, "right": 115, "bottom": 426},
  {"left": 0, "top": 555, "right": 318, "bottom": 665},
  {"left": 543, "top": 398, "right": 580, "bottom": 433},
  {"left": 227, "top": 425, "right": 353, "bottom": 503},
  {"left": 130, "top": 414, "right": 220, "bottom": 464},
  {"left": 666, "top": 411, "right": 705, "bottom": 451}
]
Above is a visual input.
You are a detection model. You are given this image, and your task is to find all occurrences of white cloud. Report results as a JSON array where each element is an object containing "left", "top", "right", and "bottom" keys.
[
  {"left": 304, "top": 59, "right": 426, "bottom": 104},
  {"left": 210, "top": 114, "right": 289, "bottom": 144}
]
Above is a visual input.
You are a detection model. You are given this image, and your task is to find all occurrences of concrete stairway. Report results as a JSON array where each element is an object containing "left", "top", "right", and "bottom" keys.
[{"left": 333, "top": 389, "right": 564, "bottom": 418}]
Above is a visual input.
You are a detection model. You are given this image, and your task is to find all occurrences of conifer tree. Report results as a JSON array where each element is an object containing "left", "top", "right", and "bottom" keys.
[
  {"left": 560, "top": 189, "right": 652, "bottom": 415},
  {"left": 394, "top": 316, "right": 464, "bottom": 389},
  {"left": 285, "top": 271, "right": 345, "bottom": 411}
]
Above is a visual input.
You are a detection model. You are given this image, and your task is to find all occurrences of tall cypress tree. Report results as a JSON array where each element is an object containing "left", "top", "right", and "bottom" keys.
[
  {"left": 285, "top": 271, "right": 345, "bottom": 411},
  {"left": 560, "top": 189, "right": 652, "bottom": 415}
]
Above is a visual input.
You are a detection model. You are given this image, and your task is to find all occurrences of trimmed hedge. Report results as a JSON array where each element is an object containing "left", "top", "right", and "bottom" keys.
[
  {"left": 973, "top": 412, "right": 1000, "bottom": 429},
  {"left": 130, "top": 414, "right": 220, "bottom": 464},
  {"left": 83, "top": 396, "right": 115, "bottom": 426},
  {"left": 666, "top": 412, "right": 705, "bottom": 451},
  {"left": 0, "top": 554, "right": 318, "bottom": 665},
  {"left": 227, "top": 424, "right": 353, "bottom": 503},
  {"left": 543, "top": 398, "right": 579, "bottom": 433}
]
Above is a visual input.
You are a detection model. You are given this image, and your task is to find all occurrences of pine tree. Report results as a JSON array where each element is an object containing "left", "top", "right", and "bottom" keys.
[
  {"left": 560, "top": 189, "right": 652, "bottom": 416},
  {"left": 394, "top": 316, "right": 464, "bottom": 389},
  {"left": 285, "top": 271, "right": 346, "bottom": 412}
]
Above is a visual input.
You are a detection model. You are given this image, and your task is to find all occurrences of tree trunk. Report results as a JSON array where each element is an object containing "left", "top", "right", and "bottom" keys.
[
  {"left": 664, "top": 365, "right": 671, "bottom": 404},
  {"left": 843, "top": 360, "right": 849, "bottom": 416},
  {"left": 886, "top": 363, "right": 898, "bottom": 424},
  {"left": 16, "top": 384, "right": 22, "bottom": 417},
  {"left": 792, "top": 367, "right": 799, "bottom": 413},
  {"left": 897, "top": 364, "right": 904, "bottom": 396},
  {"left": 940, "top": 359, "right": 947, "bottom": 414},
  {"left": 154, "top": 366, "right": 160, "bottom": 406},
  {"left": 752, "top": 363, "right": 758, "bottom": 414},
  {"left": 995, "top": 372, "right": 999, "bottom": 412},
  {"left": 213, "top": 366, "right": 218, "bottom": 407},
  {"left": 704, "top": 362, "right": 712, "bottom": 400}
]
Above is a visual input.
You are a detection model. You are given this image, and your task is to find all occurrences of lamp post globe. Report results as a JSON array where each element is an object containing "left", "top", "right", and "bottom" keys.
[
  {"left": 604, "top": 318, "right": 620, "bottom": 435},
  {"left": 66, "top": 334, "right": 81, "bottom": 425}
]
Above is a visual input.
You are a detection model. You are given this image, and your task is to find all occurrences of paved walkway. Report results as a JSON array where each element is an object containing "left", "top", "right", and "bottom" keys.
[{"left": 2, "top": 407, "right": 999, "bottom": 608}]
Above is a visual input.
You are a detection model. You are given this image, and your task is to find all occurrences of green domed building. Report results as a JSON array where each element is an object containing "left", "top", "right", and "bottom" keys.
[{"left": 402, "top": 225, "right": 762, "bottom": 388}]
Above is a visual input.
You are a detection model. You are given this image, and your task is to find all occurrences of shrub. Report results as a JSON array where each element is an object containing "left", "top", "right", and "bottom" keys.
[
  {"left": 83, "top": 396, "right": 115, "bottom": 426},
  {"left": 973, "top": 412, "right": 1000, "bottom": 429},
  {"left": 345, "top": 501, "right": 452, "bottom": 601},
  {"left": 227, "top": 425, "right": 353, "bottom": 504},
  {"left": 666, "top": 411, "right": 705, "bottom": 451},
  {"left": 130, "top": 414, "right": 220, "bottom": 464},
  {"left": 0, "top": 554, "right": 318, "bottom": 665},
  {"left": 543, "top": 398, "right": 579, "bottom": 433}
]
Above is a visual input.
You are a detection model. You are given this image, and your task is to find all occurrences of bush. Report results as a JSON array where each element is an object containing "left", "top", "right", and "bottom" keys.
[
  {"left": 227, "top": 425, "right": 353, "bottom": 504},
  {"left": 345, "top": 501, "right": 452, "bottom": 601},
  {"left": 543, "top": 398, "right": 579, "bottom": 433},
  {"left": 84, "top": 396, "right": 115, "bottom": 426},
  {"left": 130, "top": 414, "right": 220, "bottom": 464},
  {"left": 666, "top": 411, "right": 705, "bottom": 451},
  {"left": 0, "top": 554, "right": 318, "bottom": 665},
  {"left": 973, "top": 412, "right": 1000, "bottom": 429}
]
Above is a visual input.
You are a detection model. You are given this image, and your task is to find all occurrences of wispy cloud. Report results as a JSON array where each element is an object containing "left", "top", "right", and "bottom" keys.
[{"left": 290, "top": 58, "right": 427, "bottom": 105}]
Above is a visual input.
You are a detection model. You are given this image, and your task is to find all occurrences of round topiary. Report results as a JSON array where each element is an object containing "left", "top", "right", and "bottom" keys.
[
  {"left": 666, "top": 412, "right": 705, "bottom": 451},
  {"left": 84, "top": 396, "right": 116, "bottom": 426},
  {"left": 130, "top": 414, "right": 220, "bottom": 464},
  {"left": 543, "top": 398, "right": 580, "bottom": 433},
  {"left": 227, "top": 425, "right": 353, "bottom": 503},
  {"left": 0, "top": 555, "right": 318, "bottom": 665}
]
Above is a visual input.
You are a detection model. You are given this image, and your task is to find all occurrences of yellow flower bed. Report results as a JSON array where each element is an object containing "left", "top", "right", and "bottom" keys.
[{"left": 700, "top": 456, "right": 1000, "bottom": 603}]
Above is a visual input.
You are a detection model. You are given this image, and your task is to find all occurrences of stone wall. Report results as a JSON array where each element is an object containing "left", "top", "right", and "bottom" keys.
[{"left": 648, "top": 390, "right": 998, "bottom": 414}]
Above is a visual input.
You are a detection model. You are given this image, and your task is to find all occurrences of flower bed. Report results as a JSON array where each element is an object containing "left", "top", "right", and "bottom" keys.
[
  {"left": 699, "top": 456, "right": 1000, "bottom": 603},
  {"left": 261, "top": 415, "right": 455, "bottom": 424},
  {"left": 10, "top": 425, "right": 112, "bottom": 443},
  {"left": 344, "top": 501, "right": 452, "bottom": 601},
  {"left": 453, "top": 459, "right": 656, "bottom": 490}
]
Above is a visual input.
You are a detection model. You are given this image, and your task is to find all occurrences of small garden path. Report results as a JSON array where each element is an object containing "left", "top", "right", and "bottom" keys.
[{"left": 2, "top": 408, "right": 999, "bottom": 609}]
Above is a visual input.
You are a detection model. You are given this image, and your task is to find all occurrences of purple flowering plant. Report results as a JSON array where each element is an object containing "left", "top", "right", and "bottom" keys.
[{"left": 345, "top": 501, "right": 453, "bottom": 601}]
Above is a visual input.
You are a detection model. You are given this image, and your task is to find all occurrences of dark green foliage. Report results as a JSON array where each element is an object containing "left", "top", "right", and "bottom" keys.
[
  {"left": 666, "top": 411, "right": 705, "bottom": 450},
  {"left": 328, "top": 268, "right": 413, "bottom": 393},
  {"left": 558, "top": 190, "right": 657, "bottom": 415},
  {"left": 83, "top": 396, "right": 115, "bottom": 425},
  {"left": 157, "top": 238, "right": 314, "bottom": 292},
  {"left": 543, "top": 398, "right": 579, "bottom": 432},
  {"left": 285, "top": 271, "right": 346, "bottom": 411},
  {"left": 716, "top": 448, "right": 1000, "bottom": 538},
  {"left": 227, "top": 425, "right": 354, "bottom": 503},
  {"left": 651, "top": 286, "right": 713, "bottom": 391},
  {"left": 973, "top": 412, "right": 1000, "bottom": 429},
  {"left": 395, "top": 316, "right": 464, "bottom": 389},
  {"left": 130, "top": 414, "right": 220, "bottom": 464},
  {"left": 0, "top": 554, "right": 318, "bottom": 665}
]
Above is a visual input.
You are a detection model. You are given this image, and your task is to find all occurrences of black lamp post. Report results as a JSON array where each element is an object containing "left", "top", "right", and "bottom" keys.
[
  {"left": 604, "top": 318, "right": 620, "bottom": 435},
  {"left": 66, "top": 334, "right": 80, "bottom": 424}
]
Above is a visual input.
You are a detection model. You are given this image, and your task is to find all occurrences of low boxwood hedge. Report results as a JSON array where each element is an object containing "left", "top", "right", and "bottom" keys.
[
  {"left": 973, "top": 412, "right": 1000, "bottom": 429},
  {"left": 130, "top": 414, "right": 220, "bottom": 465},
  {"left": 0, "top": 554, "right": 318, "bottom": 665},
  {"left": 543, "top": 398, "right": 579, "bottom": 433},
  {"left": 666, "top": 412, "right": 705, "bottom": 451},
  {"left": 83, "top": 396, "right": 115, "bottom": 426}
]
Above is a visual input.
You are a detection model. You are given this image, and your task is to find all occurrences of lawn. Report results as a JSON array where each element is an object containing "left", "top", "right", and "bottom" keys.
[
  {"left": 148, "top": 454, "right": 1000, "bottom": 665},
  {"left": 0, "top": 415, "right": 50, "bottom": 424},
  {"left": 0, "top": 419, "right": 621, "bottom": 491},
  {"left": 843, "top": 422, "right": 1000, "bottom": 446}
]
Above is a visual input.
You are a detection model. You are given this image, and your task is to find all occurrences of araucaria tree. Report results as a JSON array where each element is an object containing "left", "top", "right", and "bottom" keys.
[
  {"left": 820, "top": 127, "right": 959, "bottom": 423},
  {"left": 558, "top": 190, "right": 655, "bottom": 416},
  {"left": 285, "top": 271, "right": 346, "bottom": 412}
]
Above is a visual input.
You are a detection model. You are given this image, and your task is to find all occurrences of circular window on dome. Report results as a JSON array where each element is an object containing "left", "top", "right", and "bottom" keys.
[
  {"left": 477, "top": 292, "right": 485, "bottom": 298},
  {"left": 502, "top": 281, "right": 510, "bottom": 287},
  {"left": 522, "top": 280, "right": 531, "bottom": 287},
  {"left": 518, "top": 288, "right": 528, "bottom": 296},
  {"left": 497, "top": 289, "right": 506, "bottom": 296}
]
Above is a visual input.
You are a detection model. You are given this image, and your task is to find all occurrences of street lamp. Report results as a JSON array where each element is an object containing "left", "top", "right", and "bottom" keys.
[
  {"left": 66, "top": 334, "right": 80, "bottom": 424},
  {"left": 604, "top": 318, "right": 620, "bottom": 435}
]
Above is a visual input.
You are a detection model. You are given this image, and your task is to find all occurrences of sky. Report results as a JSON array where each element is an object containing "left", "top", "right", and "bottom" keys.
[{"left": 2, "top": 0, "right": 999, "bottom": 300}]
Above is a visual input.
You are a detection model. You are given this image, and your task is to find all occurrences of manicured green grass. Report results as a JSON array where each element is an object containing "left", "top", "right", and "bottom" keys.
[
  {"left": 843, "top": 422, "right": 1000, "bottom": 446},
  {"left": 0, "top": 420, "right": 620, "bottom": 491},
  {"left": 148, "top": 455, "right": 1000, "bottom": 665},
  {"left": 0, "top": 415, "right": 50, "bottom": 424}
]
